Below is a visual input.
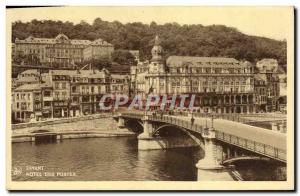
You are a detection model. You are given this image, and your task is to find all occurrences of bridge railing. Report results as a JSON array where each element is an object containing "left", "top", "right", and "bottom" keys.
[
  {"left": 120, "top": 113, "right": 144, "bottom": 119},
  {"left": 119, "top": 112, "right": 286, "bottom": 162},
  {"left": 148, "top": 115, "right": 204, "bottom": 135},
  {"left": 215, "top": 131, "right": 286, "bottom": 162}
]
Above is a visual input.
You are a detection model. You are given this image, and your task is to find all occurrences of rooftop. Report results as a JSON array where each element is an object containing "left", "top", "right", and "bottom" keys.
[
  {"left": 15, "top": 33, "right": 112, "bottom": 46},
  {"left": 166, "top": 56, "right": 249, "bottom": 68},
  {"left": 50, "top": 69, "right": 107, "bottom": 78},
  {"left": 14, "top": 83, "right": 43, "bottom": 91}
]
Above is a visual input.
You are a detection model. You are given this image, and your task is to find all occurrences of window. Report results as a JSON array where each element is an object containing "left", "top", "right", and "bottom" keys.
[
  {"left": 241, "top": 87, "right": 245, "bottom": 92},
  {"left": 72, "top": 97, "right": 78, "bottom": 102},
  {"left": 17, "top": 103, "right": 19, "bottom": 109},
  {"left": 44, "top": 91, "right": 51, "bottom": 97},
  {"left": 106, "top": 86, "right": 110, "bottom": 92},
  {"left": 72, "top": 86, "right": 77, "bottom": 93},
  {"left": 62, "top": 82, "right": 66, "bottom": 89},
  {"left": 55, "top": 82, "right": 59, "bottom": 89},
  {"left": 44, "top": 101, "right": 51, "bottom": 107},
  {"left": 62, "top": 92, "right": 67, "bottom": 98}
]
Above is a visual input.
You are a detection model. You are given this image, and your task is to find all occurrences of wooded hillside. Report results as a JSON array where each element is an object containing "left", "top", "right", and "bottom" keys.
[{"left": 12, "top": 18, "right": 287, "bottom": 66}]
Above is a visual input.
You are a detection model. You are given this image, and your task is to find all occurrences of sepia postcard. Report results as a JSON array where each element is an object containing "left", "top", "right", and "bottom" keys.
[{"left": 6, "top": 6, "right": 294, "bottom": 191}]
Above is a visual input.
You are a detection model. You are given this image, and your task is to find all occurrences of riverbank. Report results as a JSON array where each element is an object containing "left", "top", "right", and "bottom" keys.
[
  {"left": 11, "top": 114, "right": 136, "bottom": 143},
  {"left": 12, "top": 113, "right": 112, "bottom": 130},
  {"left": 12, "top": 129, "right": 136, "bottom": 143}
]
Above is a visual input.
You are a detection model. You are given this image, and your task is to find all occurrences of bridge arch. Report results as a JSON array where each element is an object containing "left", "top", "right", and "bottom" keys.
[
  {"left": 124, "top": 119, "right": 143, "bottom": 134},
  {"left": 222, "top": 156, "right": 271, "bottom": 165},
  {"left": 153, "top": 124, "right": 204, "bottom": 147}
]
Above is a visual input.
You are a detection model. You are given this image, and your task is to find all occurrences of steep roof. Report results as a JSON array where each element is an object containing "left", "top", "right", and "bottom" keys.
[
  {"left": 254, "top": 74, "right": 267, "bottom": 81},
  {"left": 16, "top": 76, "right": 39, "bottom": 83},
  {"left": 50, "top": 69, "right": 107, "bottom": 78},
  {"left": 20, "top": 69, "right": 40, "bottom": 75},
  {"left": 111, "top": 74, "right": 129, "bottom": 79},
  {"left": 14, "top": 83, "right": 42, "bottom": 91},
  {"left": 15, "top": 34, "right": 112, "bottom": 46},
  {"left": 166, "top": 56, "right": 246, "bottom": 68}
]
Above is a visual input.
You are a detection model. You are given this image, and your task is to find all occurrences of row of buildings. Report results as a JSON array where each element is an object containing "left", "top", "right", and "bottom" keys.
[
  {"left": 11, "top": 35, "right": 287, "bottom": 123},
  {"left": 12, "top": 33, "right": 114, "bottom": 68},
  {"left": 11, "top": 69, "right": 130, "bottom": 122}
]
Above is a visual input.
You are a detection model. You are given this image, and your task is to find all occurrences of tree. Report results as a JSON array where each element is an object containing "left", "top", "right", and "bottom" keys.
[
  {"left": 83, "top": 57, "right": 112, "bottom": 70},
  {"left": 112, "top": 50, "right": 136, "bottom": 65},
  {"left": 13, "top": 53, "right": 41, "bottom": 66},
  {"left": 12, "top": 19, "right": 287, "bottom": 70}
]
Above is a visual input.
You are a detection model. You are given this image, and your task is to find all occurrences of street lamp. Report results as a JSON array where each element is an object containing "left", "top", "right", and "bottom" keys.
[
  {"left": 205, "top": 108, "right": 208, "bottom": 129},
  {"left": 211, "top": 113, "right": 214, "bottom": 128}
]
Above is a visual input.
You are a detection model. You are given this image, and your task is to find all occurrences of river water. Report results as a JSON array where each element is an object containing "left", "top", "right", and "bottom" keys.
[{"left": 12, "top": 137, "right": 285, "bottom": 181}]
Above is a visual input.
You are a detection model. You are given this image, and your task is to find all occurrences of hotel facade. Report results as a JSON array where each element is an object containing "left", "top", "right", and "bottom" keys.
[
  {"left": 130, "top": 36, "right": 257, "bottom": 114},
  {"left": 13, "top": 33, "right": 114, "bottom": 68}
]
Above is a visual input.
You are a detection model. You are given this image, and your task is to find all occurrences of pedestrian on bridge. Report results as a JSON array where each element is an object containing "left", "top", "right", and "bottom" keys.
[{"left": 191, "top": 116, "right": 195, "bottom": 126}]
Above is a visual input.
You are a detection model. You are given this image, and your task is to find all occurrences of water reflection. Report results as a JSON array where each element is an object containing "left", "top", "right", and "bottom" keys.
[
  {"left": 12, "top": 137, "right": 285, "bottom": 181},
  {"left": 12, "top": 137, "right": 202, "bottom": 181}
]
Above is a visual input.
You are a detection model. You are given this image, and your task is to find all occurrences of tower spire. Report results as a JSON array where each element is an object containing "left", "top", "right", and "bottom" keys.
[
  {"left": 154, "top": 35, "right": 160, "bottom": 45},
  {"left": 151, "top": 35, "right": 163, "bottom": 62}
]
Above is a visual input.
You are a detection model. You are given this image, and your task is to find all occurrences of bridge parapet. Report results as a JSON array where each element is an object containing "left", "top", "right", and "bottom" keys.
[
  {"left": 215, "top": 131, "right": 286, "bottom": 162},
  {"left": 118, "top": 112, "right": 286, "bottom": 162},
  {"left": 118, "top": 112, "right": 286, "bottom": 181}
]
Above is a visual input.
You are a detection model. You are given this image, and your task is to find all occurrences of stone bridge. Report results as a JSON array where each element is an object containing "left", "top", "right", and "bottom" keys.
[{"left": 114, "top": 112, "right": 286, "bottom": 181}]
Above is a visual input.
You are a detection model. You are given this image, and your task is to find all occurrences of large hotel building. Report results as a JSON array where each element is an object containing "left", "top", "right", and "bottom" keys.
[
  {"left": 11, "top": 35, "right": 286, "bottom": 122},
  {"left": 14, "top": 33, "right": 114, "bottom": 68},
  {"left": 130, "top": 36, "right": 256, "bottom": 114}
]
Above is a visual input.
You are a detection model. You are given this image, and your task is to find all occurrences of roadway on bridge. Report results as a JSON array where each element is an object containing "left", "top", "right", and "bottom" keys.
[{"left": 172, "top": 116, "right": 286, "bottom": 151}]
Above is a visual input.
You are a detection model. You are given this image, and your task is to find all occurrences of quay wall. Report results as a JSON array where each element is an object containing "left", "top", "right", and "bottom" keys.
[
  {"left": 12, "top": 131, "right": 136, "bottom": 143},
  {"left": 12, "top": 113, "right": 111, "bottom": 130}
]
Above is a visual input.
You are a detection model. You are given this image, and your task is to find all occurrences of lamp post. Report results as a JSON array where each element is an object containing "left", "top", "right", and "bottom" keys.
[
  {"left": 211, "top": 112, "right": 214, "bottom": 128},
  {"left": 205, "top": 108, "right": 208, "bottom": 129}
]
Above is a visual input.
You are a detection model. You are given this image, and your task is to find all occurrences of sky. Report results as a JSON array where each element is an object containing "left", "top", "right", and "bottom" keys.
[{"left": 6, "top": 6, "right": 293, "bottom": 40}]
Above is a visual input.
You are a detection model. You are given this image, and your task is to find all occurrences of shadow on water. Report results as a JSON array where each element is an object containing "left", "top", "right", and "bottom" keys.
[
  {"left": 12, "top": 136, "right": 284, "bottom": 181},
  {"left": 234, "top": 160, "right": 286, "bottom": 181}
]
